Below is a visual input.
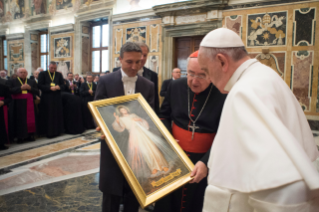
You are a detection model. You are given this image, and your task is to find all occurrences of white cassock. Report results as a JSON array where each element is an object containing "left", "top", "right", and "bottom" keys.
[{"left": 203, "top": 59, "right": 319, "bottom": 212}]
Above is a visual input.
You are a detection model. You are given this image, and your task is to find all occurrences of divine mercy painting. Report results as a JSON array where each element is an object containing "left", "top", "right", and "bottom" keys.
[{"left": 93, "top": 95, "right": 192, "bottom": 199}]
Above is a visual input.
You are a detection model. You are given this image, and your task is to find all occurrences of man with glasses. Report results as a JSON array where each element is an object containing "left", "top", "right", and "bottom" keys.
[
  {"left": 160, "top": 67, "right": 181, "bottom": 97},
  {"left": 154, "top": 51, "right": 226, "bottom": 212}
]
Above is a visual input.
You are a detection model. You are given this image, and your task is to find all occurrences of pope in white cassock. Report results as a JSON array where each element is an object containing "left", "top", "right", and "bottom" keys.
[
  {"left": 198, "top": 28, "right": 319, "bottom": 212},
  {"left": 112, "top": 105, "right": 175, "bottom": 183}
]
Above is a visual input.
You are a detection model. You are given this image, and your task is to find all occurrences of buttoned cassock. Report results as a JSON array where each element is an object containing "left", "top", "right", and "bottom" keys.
[{"left": 203, "top": 59, "right": 319, "bottom": 212}]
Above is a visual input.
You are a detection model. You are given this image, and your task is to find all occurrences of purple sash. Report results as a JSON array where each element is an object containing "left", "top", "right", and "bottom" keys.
[
  {"left": 0, "top": 96, "right": 9, "bottom": 142},
  {"left": 11, "top": 93, "right": 36, "bottom": 133}
]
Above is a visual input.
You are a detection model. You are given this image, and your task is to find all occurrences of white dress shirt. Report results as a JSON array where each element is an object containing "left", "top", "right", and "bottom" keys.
[{"left": 121, "top": 69, "right": 137, "bottom": 95}]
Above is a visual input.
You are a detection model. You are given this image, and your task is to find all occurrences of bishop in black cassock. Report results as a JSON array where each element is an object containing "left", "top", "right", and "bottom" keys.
[
  {"left": 38, "top": 62, "right": 64, "bottom": 138},
  {"left": 80, "top": 74, "right": 96, "bottom": 130},
  {"left": 7, "top": 68, "right": 39, "bottom": 142},
  {"left": 61, "top": 78, "right": 85, "bottom": 135},
  {"left": 154, "top": 51, "right": 226, "bottom": 212},
  {"left": 0, "top": 83, "right": 11, "bottom": 150}
]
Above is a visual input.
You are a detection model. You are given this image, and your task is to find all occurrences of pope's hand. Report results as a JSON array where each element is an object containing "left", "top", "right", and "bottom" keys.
[
  {"left": 96, "top": 127, "right": 105, "bottom": 139},
  {"left": 190, "top": 161, "right": 207, "bottom": 183}
]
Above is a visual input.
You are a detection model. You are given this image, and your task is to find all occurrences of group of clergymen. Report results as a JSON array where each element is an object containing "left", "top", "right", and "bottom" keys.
[
  {"left": 1, "top": 28, "right": 319, "bottom": 212},
  {"left": 0, "top": 64, "right": 108, "bottom": 149}
]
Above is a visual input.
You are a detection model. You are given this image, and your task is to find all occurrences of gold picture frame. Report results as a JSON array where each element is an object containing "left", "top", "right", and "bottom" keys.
[{"left": 89, "top": 93, "right": 194, "bottom": 208}]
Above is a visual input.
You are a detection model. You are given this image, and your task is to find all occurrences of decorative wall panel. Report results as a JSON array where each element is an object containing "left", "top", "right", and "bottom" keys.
[
  {"left": 82, "top": 36, "right": 90, "bottom": 73},
  {"left": 50, "top": 32, "right": 74, "bottom": 74},
  {"left": 31, "top": 42, "right": 38, "bottom": 72},
  {"left": 249, "top": 52, "right": 286, "bottom": 79},
  {"left": 150, "top": 24, "right": 160, "bottom": 53},
  {"left": 291, "top": 51, "right": 314, "bottom": 111},
  {"left": 293, "top": 8, "right": 316, "bottom": 46},
  {"left": 114, "top": 29, "right": 123, "bottom": 54},
  {"left": 247, "top": 11, "right": 287, "bottom": 47},
  {"left": 7, "top": 39, "right": 24, "bottom": 76},
  {"left": 126, "top": 27, "right": 146, "bottom": 43},
  {"left": 225, "top": 15, "right": 242, "bottom": 37}
]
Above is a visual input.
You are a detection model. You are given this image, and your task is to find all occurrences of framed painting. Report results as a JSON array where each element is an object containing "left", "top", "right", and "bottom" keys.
[{"left": 89, "top": 94, "right": 194, "bottom": 208}]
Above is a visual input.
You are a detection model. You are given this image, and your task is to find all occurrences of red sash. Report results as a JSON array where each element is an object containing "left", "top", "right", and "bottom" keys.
[
  {"left": 0, "top": 96, "right": 9, "bottom": 143},
  {"left": 11, "top": 93, "right": 36, "bottom": 133},
  {"left": 172, "top": 122, "right": 215, "bottom": 153}
]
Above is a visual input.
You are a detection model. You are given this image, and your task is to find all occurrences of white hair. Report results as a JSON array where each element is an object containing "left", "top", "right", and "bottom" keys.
[
  {"left": 36, "top": 67, "right": 44, "bottom": 72},
  {"left": 200, "top": 47, "right": 248, "bottom": 62}
]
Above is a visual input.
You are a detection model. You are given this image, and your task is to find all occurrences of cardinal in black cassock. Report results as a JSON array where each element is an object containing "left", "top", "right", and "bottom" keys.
[
  {"left": 7, "top": 68, "right": 39, "bottom": 142},
  {"left": 80, "top": 74, "right": 96, "bottom": 129},
  {"left": 0, "top": 83, "right": 11, "bottom": 150},
  {"left": 154, "top": 51, "right": 226, "bottom": 212},
  {"left": 38, "top": 62, "right": 64, "bottom": 138},
  {"left": 61, "top": 78, "right": 85, "bottom": 135}
]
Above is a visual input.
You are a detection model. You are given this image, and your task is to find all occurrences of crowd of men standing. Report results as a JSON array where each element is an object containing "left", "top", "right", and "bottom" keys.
[{"left": 0, "top": 65, "right": 106, "bottom": 150}]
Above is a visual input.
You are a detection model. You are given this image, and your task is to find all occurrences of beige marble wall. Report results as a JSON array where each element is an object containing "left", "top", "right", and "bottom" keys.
[
  {"left": 112, "top": 19, "right": 163, "bottom": 92},
  {"left": 223, "top": 1, "right": 319, "bottom": 117}
]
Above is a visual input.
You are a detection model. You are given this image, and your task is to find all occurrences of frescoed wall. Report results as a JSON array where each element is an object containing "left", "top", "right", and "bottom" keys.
[{"left": 223, "top": 1, "right": 319, "bottom": 118}]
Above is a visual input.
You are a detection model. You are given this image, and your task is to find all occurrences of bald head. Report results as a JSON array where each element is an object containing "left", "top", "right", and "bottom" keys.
[
  {"left": 33, "top": 70, "right": 40, "bottom": 79},
  {"left": 37, "top": 67, "right": 44, "bottom": 72},
  {"left": 0, "top": 70, "right": 6, "bottom": 78},
  {"left": 17, "top": 68, "right": 28, "bottom": 79}
]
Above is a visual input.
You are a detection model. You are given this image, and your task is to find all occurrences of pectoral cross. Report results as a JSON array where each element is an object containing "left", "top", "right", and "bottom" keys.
[{"left": 189, "top": 122, "right": 199, "bottom": 140}]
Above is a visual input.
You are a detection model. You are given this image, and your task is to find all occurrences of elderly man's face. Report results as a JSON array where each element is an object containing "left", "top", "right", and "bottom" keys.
[
  {"left": 198, "top": 48, "right": 226, "bottom": 93},
  {"left": 86, "top": 76, "right": 93, "bottom": 83},
  {"left": 187, "top": 58, "right": 211, "bottom": 94},
  {"left": 67, "top": 74, "right": 73, "bottom": 81},
  {"left": 49, "top": 64, "right": 57, "bottom": 72},
  {"left": 172, "top": 68, "right": 181, "bottom": 80},
  {"left": 18, "top": 68, "right": 28, "bottom": 79},
  {"left": 74, "top": 74, "right": 79, "bottom": 80},
  {"left": 0, "top": 71, "right": 6, "bottom": 77},
  {"left": 34, "top": 71, "right": 39, "bottom": 79}
]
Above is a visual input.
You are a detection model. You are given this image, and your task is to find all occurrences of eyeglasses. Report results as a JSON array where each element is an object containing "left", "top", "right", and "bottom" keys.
[{"left": 187, "top": 72, "right": 207, "bottom": 80}]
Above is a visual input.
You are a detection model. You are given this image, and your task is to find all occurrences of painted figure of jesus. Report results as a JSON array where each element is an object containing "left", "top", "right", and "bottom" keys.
[{"left": 112, "top": 105, "right": 174, "bottom": 181}]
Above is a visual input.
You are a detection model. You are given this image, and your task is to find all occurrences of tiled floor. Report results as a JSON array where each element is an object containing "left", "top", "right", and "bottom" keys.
[{"left": 0, "top": 132, "right": 148, "bottom": 212}]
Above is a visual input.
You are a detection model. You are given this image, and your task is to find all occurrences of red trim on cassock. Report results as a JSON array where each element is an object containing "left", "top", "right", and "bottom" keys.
[
  {"left": 172, "top": 123, "right": 215, "bottom": 153},
  {"left": 0, "top": 97, "right": 9, "bottom": 143},
  {"left": 11, "top": 93, "right": 36, "bottom": 133}
]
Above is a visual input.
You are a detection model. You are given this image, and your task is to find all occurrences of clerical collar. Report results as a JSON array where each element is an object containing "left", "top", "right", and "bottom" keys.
[
  {"left": 137, "top": 67, "right": 144, "bottom": 76},
  {"left": 224, "top": 59, "right": 258, "bottom": 92}
]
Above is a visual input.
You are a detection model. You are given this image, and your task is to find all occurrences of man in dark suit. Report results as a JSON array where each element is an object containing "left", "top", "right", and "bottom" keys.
[
  {"left": 96, "top": 42, "right": 155, "bottom": 212},
  {"left": 160, "top": 67, "right": 181, "bottom": 97},
  {"left": 64, "top": 72, "right": 80, "bottom": 95},
  {"left": 112, "top": 42, "right": 159, "bottom": 114}
]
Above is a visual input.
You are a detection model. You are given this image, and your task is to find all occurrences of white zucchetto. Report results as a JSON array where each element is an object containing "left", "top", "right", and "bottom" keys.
[{"left": 200, "top": 28, "right": 245, "bottom": 48}]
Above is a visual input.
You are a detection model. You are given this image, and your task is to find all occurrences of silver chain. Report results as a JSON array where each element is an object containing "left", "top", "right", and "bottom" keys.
[{"left": 188, "top": 85, "right": 214, "bottom": 125}]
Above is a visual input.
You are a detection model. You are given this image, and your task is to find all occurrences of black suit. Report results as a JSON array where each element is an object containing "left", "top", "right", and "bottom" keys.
[
  {"left": 63, "top": 79, "right": 80, "bottom": 95},
  {"left": 113, "top": 67, "right": 159, "bottom": 114},
  {"left": 160, "top": 78, "right": 173, "bottom": 97},
  {"left": 95, "top": 70, "right": 155, "bottom": 212},
  {"left": 0, "top": 78, "right": 7, "bottom": 85}
]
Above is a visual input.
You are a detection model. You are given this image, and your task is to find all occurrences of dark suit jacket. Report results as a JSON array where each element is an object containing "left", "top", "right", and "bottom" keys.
[
  {"left": 63, "top": 79, "right": 80, "bottom": 95},
  {"left": 160, "top": 78, "right": 173, "bottom": 97},
  {"left": 113, "top": 67, "right": 159, "bottom": 114},
  {"left": 0, "top": 78, "right": 7, "bottom": 86},
  {"left": 95, "top": 70, "right": 155, "bottom": 195}
]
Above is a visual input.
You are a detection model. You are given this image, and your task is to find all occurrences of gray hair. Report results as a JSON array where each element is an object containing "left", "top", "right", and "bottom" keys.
[
  {"left": 120, "top": 42, "right": 142, "bottom": 58},
  {"left": 50, "top": 61, "right": 57, "bottom": 66},
  {"left": 135, "top": 41, "right": 149, "bottom": 53},
  {"left": 200, "top": 47, "right": 248, "bottom": 62},
  {"left": 36, "top": 67, "right": 43, "bottom": 72},
  {"left": 17, "top": 67, "right": 27, "bottom": 72},
  {"left": 86, "top": 73, "right": 93, "bottom": 77},
  {"left": 186, "top": 47, "right": 247, "bottom": 69},
  {"left": 67, "top": 72, "right": 73, "bottom": 76}
]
